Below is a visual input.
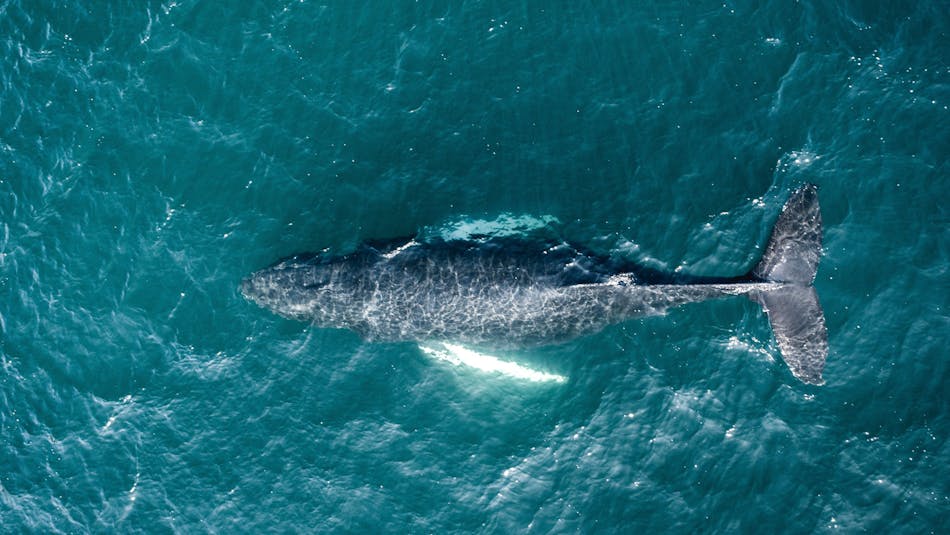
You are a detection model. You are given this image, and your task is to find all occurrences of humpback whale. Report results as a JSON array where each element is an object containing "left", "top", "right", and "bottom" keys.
[{"left": 242, "top": 185, "right": 828, "bottom": 384}]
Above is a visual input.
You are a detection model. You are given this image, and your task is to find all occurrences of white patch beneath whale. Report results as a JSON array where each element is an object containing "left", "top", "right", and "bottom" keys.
[
  {"left": 419, "top": 342, "right": 566, "bottom": 383},
  {"left": 432, "top": 214, "right": 560, "bottom": 241}
]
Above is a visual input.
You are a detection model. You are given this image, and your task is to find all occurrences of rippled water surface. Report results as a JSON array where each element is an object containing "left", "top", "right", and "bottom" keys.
[{"left": 1, "top": 1, "right": 947, "bottom": 532}]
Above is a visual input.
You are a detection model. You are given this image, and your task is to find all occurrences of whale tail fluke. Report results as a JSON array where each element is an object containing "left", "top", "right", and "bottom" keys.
[
  {"left": 752, "top": 184, "right": 823, "bottom": 284},
  {"left": 750, "top": 184, "right": 828, "bottom": 385},
  {"left": 752, "top": 286, "right": 828, "bottom": 385}
]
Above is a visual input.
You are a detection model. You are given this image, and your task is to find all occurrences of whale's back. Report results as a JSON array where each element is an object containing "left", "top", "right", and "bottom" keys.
[{"left": 363, "top": 236, "right": 616, "bottom": 289}]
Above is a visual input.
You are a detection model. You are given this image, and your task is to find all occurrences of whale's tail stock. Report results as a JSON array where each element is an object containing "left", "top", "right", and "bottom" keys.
[{"left": 749, "top": 184, "right": 828, "bottom": 385}]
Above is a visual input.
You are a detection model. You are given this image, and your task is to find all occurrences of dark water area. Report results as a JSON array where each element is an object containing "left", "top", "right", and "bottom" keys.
[{"left": 1, "top": 1, "right": 947, "bottom": 532}]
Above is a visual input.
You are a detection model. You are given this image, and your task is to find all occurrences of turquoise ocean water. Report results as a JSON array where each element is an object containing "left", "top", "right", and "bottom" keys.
[{"left": 1, "top": 1, "right": 947, "bottom": 532}]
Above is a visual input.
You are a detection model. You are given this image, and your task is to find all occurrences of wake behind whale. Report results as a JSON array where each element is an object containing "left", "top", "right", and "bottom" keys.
[{"left": 242, "top": 185, "right": 828, "bottom": 385}]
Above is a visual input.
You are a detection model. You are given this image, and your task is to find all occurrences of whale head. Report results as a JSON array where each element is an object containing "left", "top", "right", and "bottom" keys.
[{"left": 241, "top": 254, "right": 351, "bottom": 323}]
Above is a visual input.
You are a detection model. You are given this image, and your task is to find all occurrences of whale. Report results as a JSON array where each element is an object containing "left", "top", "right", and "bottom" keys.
[{"left": 242, "top": 184, "right": 828, "bottom": 384}]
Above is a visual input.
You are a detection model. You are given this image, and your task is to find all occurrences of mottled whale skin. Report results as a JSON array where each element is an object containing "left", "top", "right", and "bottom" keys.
[{"left": 242, "top": 185, "right": 828, "bottom": 384}]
